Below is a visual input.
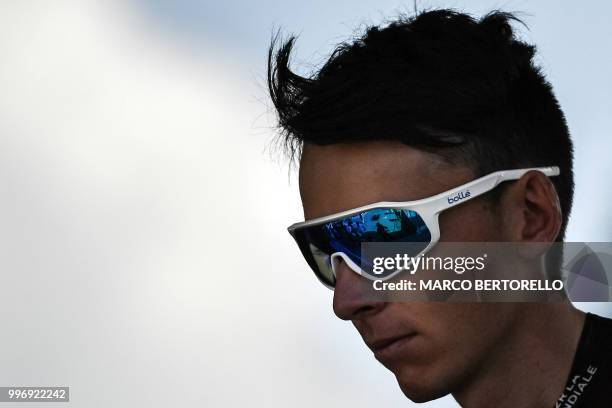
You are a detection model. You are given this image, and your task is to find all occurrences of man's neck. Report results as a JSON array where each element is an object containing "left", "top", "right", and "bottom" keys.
[{"left": 453, "top": 304, "right": 585, "bottom": 408}]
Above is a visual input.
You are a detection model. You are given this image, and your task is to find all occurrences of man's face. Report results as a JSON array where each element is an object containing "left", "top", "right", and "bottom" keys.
[{"left": 299, "top": 141, "right": 523, "bottom": 402}]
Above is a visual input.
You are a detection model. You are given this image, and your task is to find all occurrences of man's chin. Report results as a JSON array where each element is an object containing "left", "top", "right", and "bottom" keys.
[
  {"left": 397, "top": 381, "right": 449, "bottom": 403},
  {"left": 394, "top": 369, "right": 451, "bottom": 403}
]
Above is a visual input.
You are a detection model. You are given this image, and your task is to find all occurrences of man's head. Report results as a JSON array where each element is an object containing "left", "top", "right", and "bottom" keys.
[{"left": 268, "top": 9, "right": 574, "bottom": 402}]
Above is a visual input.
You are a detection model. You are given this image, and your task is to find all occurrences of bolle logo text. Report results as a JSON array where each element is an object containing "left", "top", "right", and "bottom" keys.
[{"left": 447, "top": 190, "right": 471, "bottom": 204}]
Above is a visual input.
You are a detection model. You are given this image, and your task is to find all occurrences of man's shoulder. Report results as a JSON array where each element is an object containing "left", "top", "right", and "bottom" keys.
[{"left": 586, "top": 312, "right": 612, "bottom": 331}]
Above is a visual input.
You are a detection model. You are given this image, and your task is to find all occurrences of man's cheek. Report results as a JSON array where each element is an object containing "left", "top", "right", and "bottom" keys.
[{"left": 439, "top": 202, "right": 498, "bottom": 242}]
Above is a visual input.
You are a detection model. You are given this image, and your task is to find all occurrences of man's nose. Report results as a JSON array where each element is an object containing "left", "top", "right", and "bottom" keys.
[{"left": 332, "top": 257, "right": 386, "bottom": 320}]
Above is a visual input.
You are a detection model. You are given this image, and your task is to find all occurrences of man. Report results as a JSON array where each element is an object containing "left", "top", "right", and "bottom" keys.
[{"left": 268, "top": 9, "right": 612, "bottom": 407}]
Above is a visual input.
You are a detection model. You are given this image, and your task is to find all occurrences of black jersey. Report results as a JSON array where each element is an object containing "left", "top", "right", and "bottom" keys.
[{"left": 555, "top": 313, "right": 612, "bottom": 407}]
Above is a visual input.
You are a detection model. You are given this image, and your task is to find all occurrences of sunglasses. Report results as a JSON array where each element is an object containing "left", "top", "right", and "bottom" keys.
[{"left": 288, "top": 166, "right": 560, "bottom": 289}]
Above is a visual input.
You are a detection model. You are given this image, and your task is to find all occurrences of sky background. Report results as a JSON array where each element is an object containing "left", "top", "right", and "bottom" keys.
[{"left": 0, "top": 1, "right": 610, "bottom": 407}]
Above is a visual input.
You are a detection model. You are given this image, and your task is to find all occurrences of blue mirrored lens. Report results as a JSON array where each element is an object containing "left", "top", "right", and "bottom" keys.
[{"left": 292, "top": 208, "right": 432, "bottom": 286}]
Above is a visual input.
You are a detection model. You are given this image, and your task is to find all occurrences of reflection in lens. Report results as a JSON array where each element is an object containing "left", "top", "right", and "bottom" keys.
[
  {"left": 293, "top": 208, "right": 432, "bottom": 287},
  {"left": 321, "top": 209, "right": 431, "bottom": 268},
  {"left": 309, "top": 243, "right": 334, "bottom": 285}
]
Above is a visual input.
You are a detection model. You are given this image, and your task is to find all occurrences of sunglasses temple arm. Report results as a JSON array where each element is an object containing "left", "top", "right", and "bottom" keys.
[{"left": 430, "top": 166, "right": 559, "bottom": 214}]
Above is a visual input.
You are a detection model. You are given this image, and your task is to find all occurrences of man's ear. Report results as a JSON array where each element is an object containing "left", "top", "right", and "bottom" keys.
[{"left": 500, "top": 170, "right": 562, "bottom": 243}]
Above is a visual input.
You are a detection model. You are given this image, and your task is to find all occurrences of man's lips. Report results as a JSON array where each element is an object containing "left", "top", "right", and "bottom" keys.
[{"left": 367, "top": 333, "right": 417, "bottom": 359}]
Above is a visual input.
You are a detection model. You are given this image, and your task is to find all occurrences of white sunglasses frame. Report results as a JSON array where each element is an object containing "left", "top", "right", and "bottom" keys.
[{"left": 288, "top": 166, "right": 560, "bottom": 289}]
